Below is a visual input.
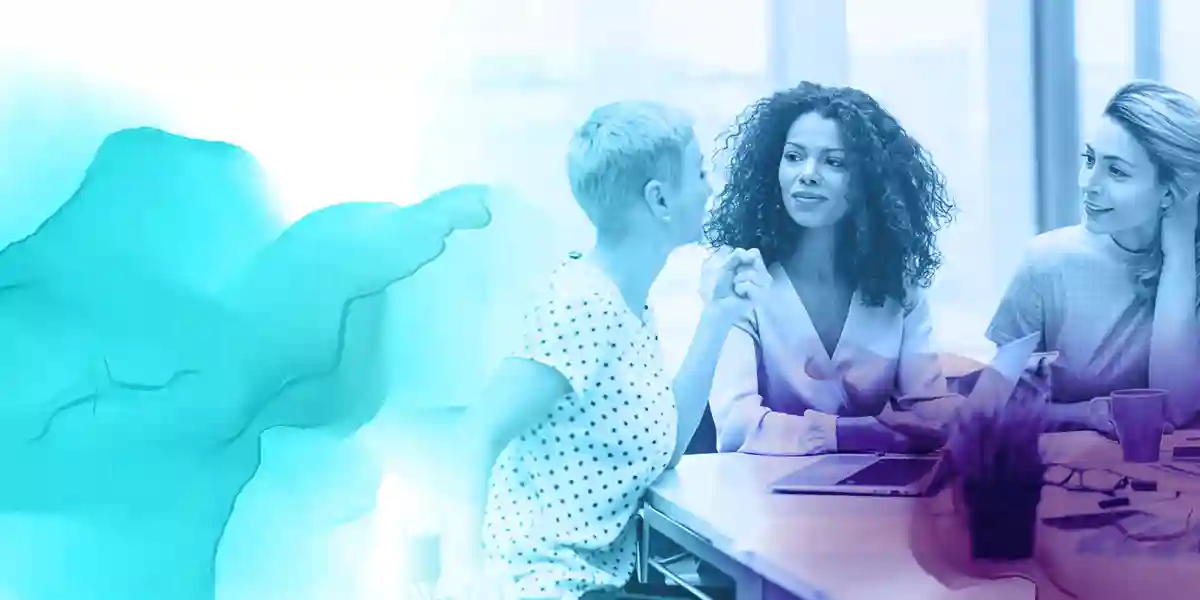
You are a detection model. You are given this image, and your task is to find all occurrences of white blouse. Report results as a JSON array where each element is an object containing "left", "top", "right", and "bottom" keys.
[
  {"left": 481, "top": 254, "right": 677, "bottom": 600},
  {"left": 710, "top": 262, "right": 953, "bottom": 456}
]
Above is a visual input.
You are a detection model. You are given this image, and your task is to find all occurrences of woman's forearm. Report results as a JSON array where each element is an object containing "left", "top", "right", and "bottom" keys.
[
  {"left": 1043, "top": 401, "right": 1094, "bottom": 431},
  {"left": 669, "top": 307, "right": 737, "bottom": 466},
  {"left": 1150, "top": 252, "right": 1200, "bottom": 426}
]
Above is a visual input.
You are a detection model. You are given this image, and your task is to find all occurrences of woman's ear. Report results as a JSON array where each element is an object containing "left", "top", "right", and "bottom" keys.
[{"left": 641, "top": 179, "right": 670, "bottom": 222}]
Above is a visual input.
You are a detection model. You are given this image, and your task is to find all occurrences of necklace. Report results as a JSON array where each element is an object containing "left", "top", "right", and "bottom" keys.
[{"left": 1109, "top": 234, "right": 1156, "bottom": 255}]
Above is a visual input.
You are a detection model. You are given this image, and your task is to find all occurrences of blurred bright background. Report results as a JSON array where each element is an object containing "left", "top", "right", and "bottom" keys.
[{"left": 1, "top": 0, "right": 1196, "bottom": 597}]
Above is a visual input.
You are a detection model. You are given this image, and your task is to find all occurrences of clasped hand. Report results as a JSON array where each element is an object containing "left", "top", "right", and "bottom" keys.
[{"left": 699, "top": 247, "right": 773, "bottom": 320}]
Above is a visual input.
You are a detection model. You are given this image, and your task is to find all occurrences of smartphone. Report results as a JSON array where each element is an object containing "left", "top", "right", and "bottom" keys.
[
  {"left": 1172, "top": 446, "right": 1200, "bottom": 462},
  {"left": 1042, "top": 510, "right": 1143, "bottom": 530}
]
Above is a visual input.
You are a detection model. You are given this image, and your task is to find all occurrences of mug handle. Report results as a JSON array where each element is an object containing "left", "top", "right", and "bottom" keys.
[
  {"left": 1160, "top": 392, "right": 1177, "bottom": 434},
  {"left": 1088, "top": 396, "right": 1119, "bottom": 440}
]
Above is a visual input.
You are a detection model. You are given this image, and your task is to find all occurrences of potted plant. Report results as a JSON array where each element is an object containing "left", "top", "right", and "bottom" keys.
[{"left": 945, "top": 393, "right": 1049, "bottom": 561}]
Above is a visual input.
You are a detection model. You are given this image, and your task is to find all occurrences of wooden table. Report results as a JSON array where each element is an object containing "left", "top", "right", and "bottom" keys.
[
  {"left": 644, "top": 453, "right": 1037, "bottom": 600},
  {"left": 646, "top": 432, "right": 1200, "bottom": 600},
  {"left": 1018, "top": 431, "right": 1200, "bottom": 599}
]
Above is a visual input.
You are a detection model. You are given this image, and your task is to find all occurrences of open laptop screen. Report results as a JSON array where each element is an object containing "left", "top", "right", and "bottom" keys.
[{"left": 837, "top": 457, "right": 939, "bottom": 487}]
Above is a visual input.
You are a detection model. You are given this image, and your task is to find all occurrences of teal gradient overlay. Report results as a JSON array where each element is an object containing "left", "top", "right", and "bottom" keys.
[{"left": 0, "top": 120, "right": 517, "bottom": 598}]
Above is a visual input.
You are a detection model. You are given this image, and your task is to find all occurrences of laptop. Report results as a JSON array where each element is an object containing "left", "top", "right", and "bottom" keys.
[
  {"left": 769, "top": 333, "right": 1041, "bottom": 497},
  {"left": 771, "top": 452, "right": 947, "bottom": 496}
]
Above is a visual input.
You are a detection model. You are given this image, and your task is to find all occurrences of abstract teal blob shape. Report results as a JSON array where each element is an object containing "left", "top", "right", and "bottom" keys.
[
  {"left": 378, "top": 184, "right": 571, "bottom": 413},
  {"left": 0, "top": 65, "right": 167, "bottom": 248},
  {"left": 0, "top": 126, "right": 492, "bottom": 599}
]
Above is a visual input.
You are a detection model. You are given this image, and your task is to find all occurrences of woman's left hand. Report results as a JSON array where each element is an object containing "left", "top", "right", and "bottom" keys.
[
  {"left": 876, "top": 405, "right": 948, "bottom": 454},
  {"left": 1161, "top": 189, "right": 1198, "bottom": 257},
  {"left": 700, "top": 246, "right": 773, "bottom": 320}
]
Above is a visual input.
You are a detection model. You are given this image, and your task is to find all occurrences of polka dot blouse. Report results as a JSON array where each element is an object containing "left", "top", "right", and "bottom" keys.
[{"left": 481, "top": 253, "right": 678, "bottom": 600}]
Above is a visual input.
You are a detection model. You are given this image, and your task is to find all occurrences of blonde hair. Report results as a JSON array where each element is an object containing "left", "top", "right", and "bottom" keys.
[
  {"left": 1104, "top": 80, "right": 1200, "bottom": 298},
  {"left": 566, "top": 100, "right": 695, "bottom": 236},
  {"left": 1106, "top": 80, "right": 1200, "bottom": 204}
]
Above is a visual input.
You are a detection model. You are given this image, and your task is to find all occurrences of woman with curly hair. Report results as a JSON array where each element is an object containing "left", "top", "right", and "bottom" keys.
[
  {"left": 988, "top": 80, "right": 1200, "bottom": 434},
  {"left": 704, "top": 81, "right": 961, "bottom": 456}
]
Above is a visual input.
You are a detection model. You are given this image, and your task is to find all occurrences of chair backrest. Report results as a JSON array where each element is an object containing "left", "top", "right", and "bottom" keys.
[{"left": 684, "top": 404, "right": 719, "bottom": 455}]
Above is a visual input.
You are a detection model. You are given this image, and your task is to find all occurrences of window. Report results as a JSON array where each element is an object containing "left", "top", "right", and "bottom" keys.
[
  {"left": 1076, "top": 0, "right": 1136, "bottom": 139},
  {"left": 847, "top": 0, "right": 1019, "bottom": 356},
  {"left": 1161, "top": 0, "right": 1200, "bottom": 97},
  {"left": 449, "top": 0, "right": 770, "bottom": 235}
]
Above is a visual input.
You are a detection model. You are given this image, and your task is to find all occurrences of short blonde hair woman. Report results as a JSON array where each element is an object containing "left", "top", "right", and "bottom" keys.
[{"left": 438, "top": 100, "right": 772, "bottom": 600}]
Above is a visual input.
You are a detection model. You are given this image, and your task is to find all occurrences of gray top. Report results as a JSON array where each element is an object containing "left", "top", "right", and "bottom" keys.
[{"left": 986, "top": 224, "right": 1163, "bottom": 404}]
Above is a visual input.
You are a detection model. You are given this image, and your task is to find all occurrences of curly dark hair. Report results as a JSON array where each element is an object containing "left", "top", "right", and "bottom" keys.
[{"left": 703, "top": 82, "right": 956, "bottom": 308}]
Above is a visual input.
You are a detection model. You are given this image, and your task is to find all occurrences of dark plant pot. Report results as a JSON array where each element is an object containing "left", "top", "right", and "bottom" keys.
[{"left": 962, "top": 480, "right": 1043, "bottom": 561}]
